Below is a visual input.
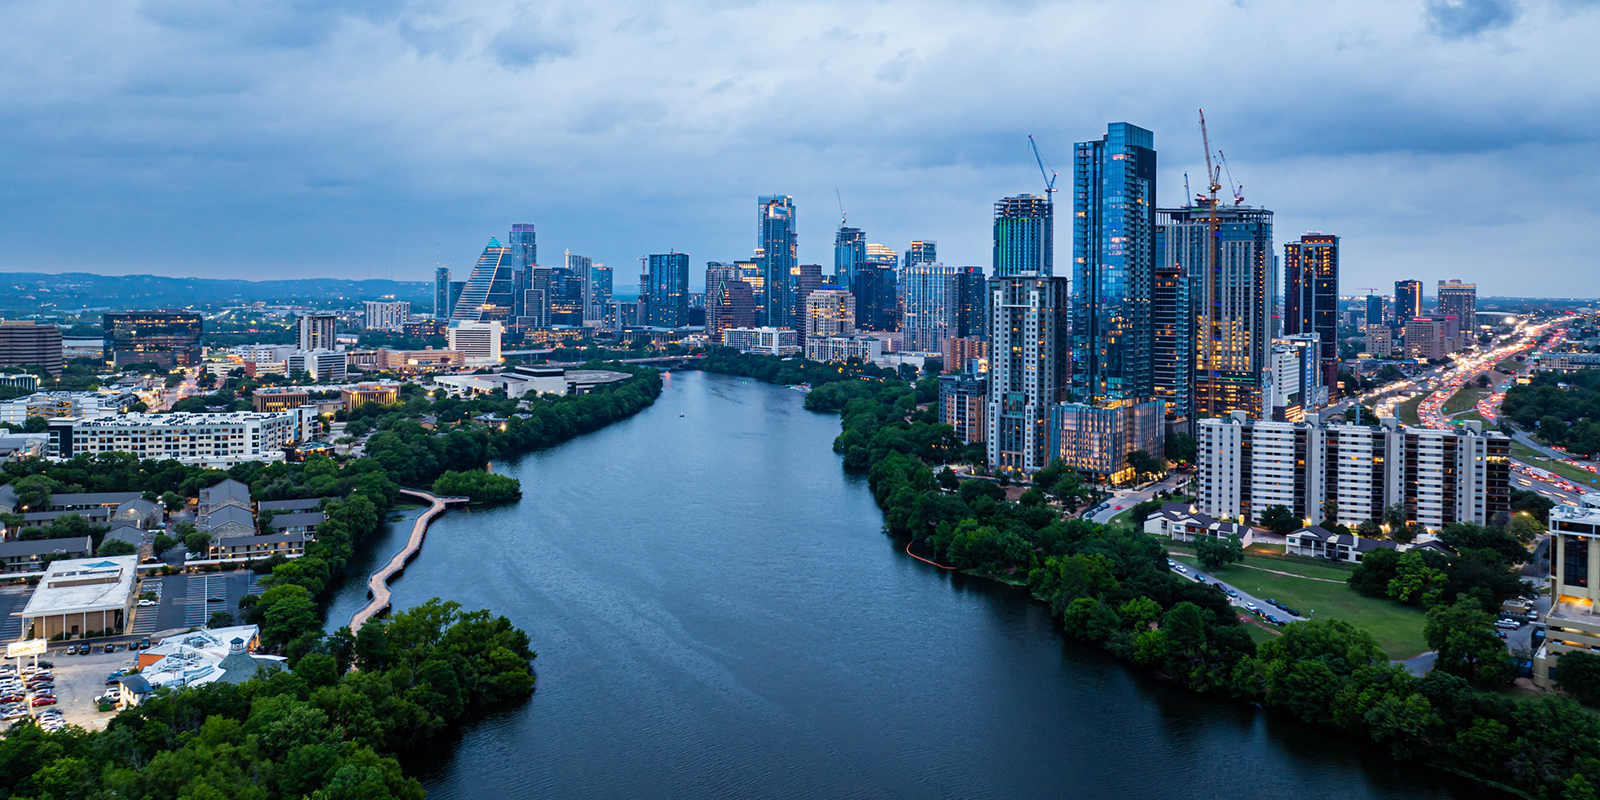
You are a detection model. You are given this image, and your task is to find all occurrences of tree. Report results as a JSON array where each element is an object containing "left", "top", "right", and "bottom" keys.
[
  {"left": 1395, "top": 521, "right": 1424, "bottom": 545},
  {"left": 937, "top": 467, "right": 958, "bottom": 492},
  {"left": 184, "top": 530, "right": 212, "bottom": 556},
  {"left": 207, "top": 611, "right": 236, "bottom": 628},
  {"left": 10, "top": 473, "right": 60, "bottom": 511},
  {"left": 160, "top": 491, "right": 185, "bottom": 512},
  {"left": 1476, "top": 374, "right": 1490, "bottom": 388},
  {"left": 96, "top": 538, "right": 138, "bottom": 557},
  {"left": 1506, "top": 512, "right": 1543, "bottom": 544},
  {"left": 355, "top": 619, "right": 393, "bottom": 671},
  {"left": 1164, "top": 432, "right": 1197, "bottom": 465},
  {"left": 1195, "top": 534, "right": 1244, "bottom": 570},
  {"left": 1357, "top": 519, "right": 1383, "bottom": 539},
  {"left": 1258, "top": 504, "right": 1300, "bottom": 534},
  {"left": 1125, "top": 449, "right": 1162, "bottom": 481},
  {"left": 1387, "top": 551, "right": 1447, "bottom": 606},
  {"left": 1425, "top": 595, "right": 1515, "bottom": 688},
  {"left": 152, "top": 534, "right": 177, "bottom": 557},
  {"left": 1556, "top": 650, "right": 1600, "bottom": 704},
  {"left": 1383, "top": 502, "right": 1408, "bottom": 531}
]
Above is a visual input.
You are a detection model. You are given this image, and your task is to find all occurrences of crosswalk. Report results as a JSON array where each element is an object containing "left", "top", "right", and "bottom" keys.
[{"left": 128, "top": 578, "right": 164, "bottom": 635}]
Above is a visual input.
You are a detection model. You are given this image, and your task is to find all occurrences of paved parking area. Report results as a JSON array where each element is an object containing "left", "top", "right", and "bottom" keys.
[
  {"left": 4, "top": 646, "right": 139, "bottom": 732},
  {"left": 123, "top": 567, "right": 257, "bottom": 635},
  {"left": 0, "top": 585, "right": 33, "bottom": 640}
]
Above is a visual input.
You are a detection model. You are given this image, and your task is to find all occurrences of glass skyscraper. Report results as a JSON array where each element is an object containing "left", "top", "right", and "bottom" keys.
[
  {"left": 1152, "top": 225, "right": 1192, "bottom": 421},
  {"left": 646, "top": 252, "right": 690, "bottom": 328},
  {"left": 834, "top": 226, "right": 865, "bottom": 286},
  {"left": 509, "top": 223, "right": 536, "bottom": 318},
  {"left": 905, "top": 240, "right": 937, "bottom": 268},
  {"left": 1395, "top": 279, "right": 1422, "bottom": 329},
  {"left": 1284, "top": 233, "right": 1340, "bottom": 395},
  {"left": 434, "top": 267, "right": 451, "bottom": 319},
  {"left": 1366, "top": 294, "right": 1384, "bottom": 327},
  {"left": 992, "top": 194, "right": 1052, "bottom": 277},
  {"left": 451, "top": 238, "right": 518, "bottom": 324},
  {"left": 1071, "top": 122, "right": 1157, "bottom": 403},
  {"left": 759, "top": 196, "right": 798, "bottom": 329}
]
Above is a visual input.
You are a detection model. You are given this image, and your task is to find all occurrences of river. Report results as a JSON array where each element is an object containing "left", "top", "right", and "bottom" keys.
[{"left": 327, "top": 370, "right": 1496, "bottom": 800}]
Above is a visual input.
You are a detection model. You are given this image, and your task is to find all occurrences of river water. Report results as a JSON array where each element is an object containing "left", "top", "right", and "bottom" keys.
[{"left": 328, "top": 370, "right": 1495, "bottom": 800}]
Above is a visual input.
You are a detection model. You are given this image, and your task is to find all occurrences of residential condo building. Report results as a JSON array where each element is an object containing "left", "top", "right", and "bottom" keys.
[{"left": 1283, "top": 233, "right": 1340, "bottom": 394}]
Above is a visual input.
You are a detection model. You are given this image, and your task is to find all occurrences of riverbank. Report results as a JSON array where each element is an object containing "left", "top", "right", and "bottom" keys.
[{"left": 696, "top": 359, "right": 1559, "bottom": 799}]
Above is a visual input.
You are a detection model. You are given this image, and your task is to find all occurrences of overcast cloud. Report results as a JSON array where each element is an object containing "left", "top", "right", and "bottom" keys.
[{"left": 0, "top": 0, "right": 1596, "bottom": 296}]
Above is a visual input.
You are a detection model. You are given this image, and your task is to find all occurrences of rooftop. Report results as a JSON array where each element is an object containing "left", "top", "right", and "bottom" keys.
[
  {"left": 0, "top": 536, "right": 92, "bottom": 559},
  {"left": 20, "top": 555, "right": 137, "bottom": 616},
  {"left": 256, "top": 497, "right": 324, "bottom": 513}
]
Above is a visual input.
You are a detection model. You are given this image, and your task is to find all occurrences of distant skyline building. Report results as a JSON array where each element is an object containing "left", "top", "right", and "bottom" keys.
[
  {"left": 1283, "top": 233, "right": 1340, "bottom": 395},
  {"left": 509, "top": 223, "right": 536, "bottom": 317},
  {"left": 296, "top": 313, "right": 337, "bottom": 352},
  {"left": 1365, "top": 293, "right": 1384, "bottom": 327},
  {"left": 803, "top": 286, "right": 855, "bottom": 338},
  {"left": 793, "top": 263, "right": 824, "bottom": 336},
  {"left": 905, "top": 240, "right": 937, "bottom": 268},
  {"left": 1160, "top": 204, "right": 1276, "bottom": 421},
  {"left": 0, "top": 321, "right": 62, "bottom": 377},
  {"left": 1395, "top": 279, "right": 1422, "bottom": 329},
  {"left": 1438, "top": 279, "right": 1477, "bottom": 340},
  {"left": 646, "top": 252, "right": 690, "bottom": 328},
  {"left": 851, "top": 266, "right": 898, "bottom": 332},
  {"left": 564, "top": 251, "right": 595, "bottom": 324},
  {"left": 900, "top": 263, "right": 959, "bottom": 352},
  {"left": 834, "top": 226, "right": 866, "bottom": 286},
  {"left": 1071, "top": 121, "right": 1157, "bottom": 404},
  {"left": 759, "top": 196, "right": 798, "bottom": 330},
  {"left": 363, "top": 300, "right": 409, "bottom": 332},
  {"left": 987, "top": 274, "right": 1069, "bottom": 474},
  {"left": 993, "top": 194, "right": 1052, "bottom": 277},
  {"left": 434, "top": 267, "right": 450, "bottom": 319},
  {"left": 706, "top": 264, "right": 756, "bottom": 340},
  {"left": 954, "top": 266, "right": 988, "bottom": 339},
  {"left": 590, "top": 265, "right": 614, "bottom": 322},
  {"left": 451, "top": 238, "right": 518, "bottom": 324},
  {"left": 1270, "top": 335, "right": 1326, "bottom": 422},
  {"left": 1151, "top": 227, "right": 1192, "bottom": 422}
]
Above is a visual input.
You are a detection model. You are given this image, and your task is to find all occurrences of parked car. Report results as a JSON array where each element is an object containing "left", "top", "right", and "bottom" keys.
[
  {"left": 207, "top": 596, "right": 225, "bottom": 603},
  {"left": 30, "top": 696, "right": 56, "bottom": 707},
  {"left": 139, "top": 638, "right": 151, "bottom": 650},
  {"left": 1245, "top": 603, "right": 1259, "bottom": 614},
  {"left": 103, "top": 643, "right": 115, "bottom": 653},
  {"left": 34, "top": 661, "right": 51, "bottom": 669},
  {"left": 1495, "top": 619, "right": 1521, "bottom": 629},
  {"left": 138, "top": 599, "right": 156, "bottom": 607}
]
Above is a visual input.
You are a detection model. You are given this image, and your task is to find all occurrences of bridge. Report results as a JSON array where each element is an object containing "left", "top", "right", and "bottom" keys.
[
  {"left": 498, "top": 353, "right": 706, "bottom": 368},
  {"left": 348, "top": 488, "right": 470, "bottom": 632}
]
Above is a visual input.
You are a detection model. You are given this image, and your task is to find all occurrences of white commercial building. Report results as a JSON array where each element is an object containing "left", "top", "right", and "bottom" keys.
[
  {"left": 51, "top": 410, "right": 310, "bottom": 466},
  {"left": 722, "top": 327, "right": 799, "bottom": 357},
  {"left": 231, "top": 344, "right": 297, "bottom": 364},
  {"left": 364, "top": 300, "right": 410, "bottom": 332},
  {"left": 296, "top": 313, "right": 338, "bottom": 351},
  {"left": 1196, "top": 411, "right": 1511, "bottom": 531},
  {"left": 804, "top": 334, "right": 883, "bottom": 364},
  {"left": 0, "top": 391, "right": 136, "bottom": 425},
  {"left": 19, "top": 555, "right": 137, "bottom": 640},
  {"left": 1270, "top": 335, "right": 1327, "bottom": 422},
  {"left": 448, "top": 321, "right": 503, "bottom": 367},
  {"left": 286, "top": 349, "right": 347, "bottom": 383}
]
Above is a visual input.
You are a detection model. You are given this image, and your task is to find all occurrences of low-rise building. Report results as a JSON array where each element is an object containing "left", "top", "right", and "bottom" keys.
[
  {"left": 53, "top": 411, "right": 305, "bottom": 466},
  {"left": 200, "top": 479, "right": 252, "bottom": 515},
  {"left": 431, "top": 366, "right": 631, "bottom": 399},
  {"left": 804, "top": 334, "right": 882, "bottom": 364},
  {"left": 256, "top": 497, "right": 324, "bottom": 514},
  {"left": 252, "top": 388, "right": 310, "bottom": 412},
  {"left": 19, "top": 555, "right": 137, "bottom": 639},
  {"left": 377, "top": 347, "right": 463, "bottom": 374},
  {"left": 266, "top": 512, "right": 324, "bottom": 535},
  {"left": 340, "top": 383, "right": 398, "bottom": 413},
  {"left": 722, "top": 327, "right": 799, "bottom": 357},
  {"left": 448, "top": 321, "right": 503, "bottom": 367},
  {"left": 132, "top": 626, "right": 287, "bottom": 698},
  {"left": 205, "top": 532, "right": 309, "bottom": 563},
  {"left": 0, "top": 391, "right": 137, "bottom": 425},
  {"left": 1142, "top": 503, "right": 1255, "bottom": 543},
  {"left": 0, "top": 536, "right": 93, "bottom": 574},
  {"left": 1048, "top": 399, "right": 1165, "bottom": 484},
  {"left": 287, "top": 349, "right": 347, "bottom": 383}
]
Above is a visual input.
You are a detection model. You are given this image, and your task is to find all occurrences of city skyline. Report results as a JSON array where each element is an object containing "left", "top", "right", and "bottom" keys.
[{"left": 1, "top": 2, "right": 1596, "bottom": 296}]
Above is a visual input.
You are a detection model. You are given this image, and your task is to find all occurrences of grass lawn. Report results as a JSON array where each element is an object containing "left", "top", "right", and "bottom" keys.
[
  {"left": 1168, "top": 552, "right": 1430, "bottom": 659},
  {"left": 1444, "top": 385, "right": 1487, "bottom": 415},
  {"left": 1398, "top": 395, "right": 1424, "bottom": 426},
  {"left": 1496, "top": 358, "right": 1528, "bottom": 373},
  {"left": 1108, "top": 507, "right": 1134, "bottom": 526},
  {"left": 1510, "top": 441, "right": 1600, "bottom": 490}
]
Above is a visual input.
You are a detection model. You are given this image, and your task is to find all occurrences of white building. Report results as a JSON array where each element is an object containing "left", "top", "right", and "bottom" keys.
[
  {"left": 803, "top": 287, "right": 855, "bottom": 338},
  {"left": 286, "top": 349, "right": 347, "bottom": 383},
  {"left": 53, "top": 410, "right": 309, "bottom": 466},
  {"left": 804, "top": 334, "right": 882, "bottom": 364},
  {"left": 231, "top": 344, "right": 297, "bottom": 364},
  {"left": 364, "top": 300, "right": 410, "bottom": 332},
  {"left": 1196, "top": 411, "right": 1511, "bottom": 531},
  {"left": 19, "top": 555, "right": 137, "bottom": 640},
  {"left": 448, "top": 321, "right": 503, "bottom": 367},
  {"left": 1270, "top": 335, "right": 1327, "bottom": 422},
  {"left": 0, "top": 391, "right": 136, "bottom": 425},
  {"left": 296, "top": 313, "right": 338, "bottom": 351},
  {"left": 722, "top": 327, "right": 799, "bottom": 357}
]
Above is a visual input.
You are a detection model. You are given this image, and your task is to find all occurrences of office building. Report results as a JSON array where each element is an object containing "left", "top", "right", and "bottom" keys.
[
  {"left": 296, "top": 313, "right": 337, "bottom": 352},
  {"left": 940, "top": 336, "right": 987, "bottom": 375},
  {"left": 1395, "top": 280, "right": 1422, "bottom": 329},
  {"left": 803, "top": 287, "right": 855, "bottom": 338},
  {"left": 103, "top": 311, "right": 202, "bottom": 369},
  {"left": 448, "top": 281, "right": 466, "bottom": 317},
  {"left": 759, "top": 196, "right": 798, "bottom": 329},
  {"left": 1048, "top": 399, "right": 1166, "bottom": 483},
  {"left": 562, "top": 251, "right": 594, "bottom": 324},
  {"left": 1438, "top": 280, "right": 1477, "bottom": 342},
  {"left": 905, "top": 240, "right": 937, "bottom": 268},
  {"left": 451, "top": 238, "right": 518, "bottom": 324},
  {"left": 1365, "top": 326, "right": 1394, "bottom": 357},
  {"left": 286, "top": 349, "right": 347, "bottom": 383},
  {"left": 939, "top": 366, "right": 989, "bottom": 445},
  {"left": 834, "top": 226, "right": 866, "bottom": 287},
  {"left": 448, "top": 321, "right": 503, "bottom": 367},
  {"left": 804, "top": 334, "right": 882, "bottom": 364},
  {"left": 1404, "top": 317, "right": 1452, "bottom": 361},
  {"left": 18, "top": 555, "right": 137, "bottom": 640},
  {"left": 340, "top": 383, "right": 398, "bottom": 413},
  {"left": 251, "top": 388, "right": 309, "bottom": 413},
  {"left": 722, "top": 327, "right": 800, "bottom": 357},
  {"left": 646, "top": 252, "right": 690, "bottom": 328},
  {"left": 363, "top": 301, "right": 410, "bottom": 332},
  {"left": 1365, "top": 293, "right": 1384, "bottom": 328},
  {"left": 993, "top": 194, "right": 1052, "bottom": 277},
  {"left": 1283, "top": 233, "right": 1339, "bottom": 394},
  {"left": 1072, "top": 122, "right": 1156, "bottom": 403},
  {"left": 590, "top": 265, "right": 613, "bottom": 323},
  {"left": 376, "top": 348, "right": 463, "bottom": 374},
  {"left": 509, "top": 223, "right": 536, "bottom": 272},
  {"left": 1196, "top": 413, "right": 1509, "bottom": 531},
  {"left": 954, "top": 267, "right": 988, "bottom": 339},
  {"left": 901, "top": 263, "right": 960, "bottom": 351},
  {"left": 1158, "top": 204, "right": 1275, "bottom": 421},
  {"left": 519, "top": 289, "right": 548, "bottom": 330},
  {"left": 0, "top": 321, "right": 63, "bottom": 376},
  {"left": 986, "top": 275, "right": 1069, "bottom": 474},
  {"left": 1536, "top": 496, "right": 1600, "bottom": 689},
  {"left": 531, "top": 266, "right": 583, "bottom": 326},
  {"left": 434, "top": 267, "right": 451, "bottom": 318},
  {"left": 852, "top": 266, "right": 898, "bottom": 332},
  {"left": 1151, "top": 227, "right": 1192, "bottom": 421},
  {"left": 793, "top": 263, "right": 824, "bottom": 335},
  {"left": 0, "top": 391, "right": 136, "bottom": 425},
  {"left": 1270, "top": 335, "right": 1326, "bottom": 422},
  {"left": 706, "top": 264, "right": 756, "bottom": 340}
]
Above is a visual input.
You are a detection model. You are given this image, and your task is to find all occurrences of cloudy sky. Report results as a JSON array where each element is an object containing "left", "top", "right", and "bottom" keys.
[{"left": 1, "top": 0, "right": 1596, "bottom": 297}]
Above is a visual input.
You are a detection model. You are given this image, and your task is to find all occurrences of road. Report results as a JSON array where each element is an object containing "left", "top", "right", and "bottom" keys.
[
  {"left": 1167, "top": 553, "right": 1308, "bottom": 624},
  {"left": 1088, "top": 473, "right": 1190, "bottom": 524}
]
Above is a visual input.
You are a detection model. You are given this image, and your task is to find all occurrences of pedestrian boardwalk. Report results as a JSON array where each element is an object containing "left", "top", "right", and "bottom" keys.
[{"left": 349, "top": 488, "right": 468, "bottom": 632}]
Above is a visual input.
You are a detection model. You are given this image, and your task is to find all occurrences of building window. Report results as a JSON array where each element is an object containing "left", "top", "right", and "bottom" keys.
[{"left": 1565, "top": 535, "right": 1589, "bottom": 588}]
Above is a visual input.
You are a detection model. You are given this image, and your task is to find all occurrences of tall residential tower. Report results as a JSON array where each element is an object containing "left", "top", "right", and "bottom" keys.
[{"left": 760, "top": 196, "right": 798, "bottom": 329}]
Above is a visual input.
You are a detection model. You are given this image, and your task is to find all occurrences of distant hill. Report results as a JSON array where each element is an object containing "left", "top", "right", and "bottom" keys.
[{"left": 0, "top": 273, "right": 433, "bottom": 314}]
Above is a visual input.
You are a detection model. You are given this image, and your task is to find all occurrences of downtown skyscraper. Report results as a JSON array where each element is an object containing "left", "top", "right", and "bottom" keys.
[
  {"left": 759, "top": 196, "right": 798, "bottom": 329},
  {"left": 645, "top": 252, "right": 689, "bottom": 328},
  {"left": 992, "top": 194, "right": 1052, "bottom": 277},
  {"left": 1395, "top": 279, "right": 1422, "bottom": 329},
  {"left": 509, "top": 223, "right": 536, "bottom": 318},
  {"left": 451, "top": 237, "right": 518, "bottom": 324},
  {"left": 1283, "top": 233, "right": 1340, "bottom": 396},
  {"left": 434, "top": 267, "right": 451, "bottom": 319},
  {"left": 834, "top": 225, "right": 866, "bottom": 286}
]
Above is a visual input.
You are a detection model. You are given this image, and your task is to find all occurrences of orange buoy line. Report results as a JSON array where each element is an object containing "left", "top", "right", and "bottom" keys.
[{"left": 905, "top": 539, "right": 956, "bottom": 570}]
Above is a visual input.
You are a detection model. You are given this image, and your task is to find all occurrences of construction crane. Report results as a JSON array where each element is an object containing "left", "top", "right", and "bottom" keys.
[
  {"left": 835, "top": 186, "right": 847, "bottom": 227},
  {"left": 1354, "top": 287, "right": 1379, "bottom": 295},
  {"left": 1218, "top": 150, "right": 1244, "bottom": 205},
  {"left": 1199, "top": 109, "right": 1221, "bottom": 209},
  {"left": 1183, "top": 172, "right": 1192, "bottom": 208},
  {"left": 1028, "top": 135, "right": 1058, "bottom": 200}
]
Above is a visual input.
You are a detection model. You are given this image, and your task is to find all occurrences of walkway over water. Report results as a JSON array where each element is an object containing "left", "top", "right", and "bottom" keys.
[{"left": 348, "top": 488, "right": 468, "bottom": 632}]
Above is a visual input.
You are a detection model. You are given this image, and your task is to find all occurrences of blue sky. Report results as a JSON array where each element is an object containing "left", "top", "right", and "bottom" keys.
[{"left": 0, "top": 0, "right": 1596, "bottom": 296}]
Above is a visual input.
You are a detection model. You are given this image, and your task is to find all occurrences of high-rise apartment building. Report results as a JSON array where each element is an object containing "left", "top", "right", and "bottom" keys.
[
  {"left": 104, "top": 311, "right": 202, "bottom": 369},
  {"left": 993, "top": 194, "right": 1052, "bottom": 277},
  {"left": 940, "top": 336, "right": 988, "bottom": 375},
  {"left": 834, "top": 226, "right": 866, "bottom": 286},
  {"left": 434, "top": 267, "right": 451, "bottom": 319},
  {"left": 509, "top": 223, "right": 536, "bottom": 317},
  {"left": 1365, "top": 326, "right": 1394, "bottom": 357},
  {"left": 1283, "top": 233, "right": 1339, "bottom": 394},
  {"left": 793, "top": 263, "right": 824, "bottom": 335},
  {"left": 1404, "top": 317, "right": 1451, "bottom": 360},
  {"left": 1072, "top": 122, "right": 1156, "bottom": 403},
  {"left": 900, "top": 263, "right": 960, "bottom": 351},
  {"left": 452, "top": 238, "right": 518, "bottom": 324},
  {"left": 1365, "top": 293, "right": 1384, "bottom": 328},
  {"left": 645, "top": 252, "right": 690, "bottom": 328},
  {"left": 563, "top": 251, "right": 594, "bottom": 324},
  {"left": 1270, "top": 335, "right": 1326, "bottom": 422},
  {"left": 954, "top": 267, "right": 988, "bottom": 339},
  {"left": 759, "top": 196, "right": 798, "bottom": 329},
  {"left": 363, "top": 301, "right": 409, "bottom": 332},
  {"left": 1196, "top": 413, "right": 1509, "bottom": 531},
  {"left": 1437, "top": 280, "right": 1477, "bottom": 342},
  {"left": 986, "top": 275, "right": 1070, "bottom": 474},
  {"left": 851, "top": 266, "right": 898, "bottom": 332},
  {"left": 1152, "top": 226, "right": 1192, "bottom": 421},
  {"left": 1536, "top": 496, "right": 1600, "bottom": 689},
  {"left": 296, "top": 313, "right": 337, "bottom": 352},
  {"left": 905, "top": 240, "right": 937, "bottom": 268},
  {"left": 590, "top": 266, "right": 613, "bottom": 323},
  {"left": 1395, "top": 280, "right": 1422, "bottom": 329},
  {"left": 0, "top": 321, "right": 63, "bottom": 377},
  {"left": 1158, "top": 204, "right": 1275, "bottom": 421},
  {"left": 803, "top": 287, "right": 855, "bottom": 339},
  {"left": 939, "top": 366, "right": 989, "bottom": 445}
]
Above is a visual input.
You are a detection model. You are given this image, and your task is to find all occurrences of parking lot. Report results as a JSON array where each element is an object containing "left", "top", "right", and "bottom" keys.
[
  {"left": 127, "top": 568, "right": 263, "bottom": 637},
  {"left": 4, "top": 645, "right": 141, "bottom": 732}
]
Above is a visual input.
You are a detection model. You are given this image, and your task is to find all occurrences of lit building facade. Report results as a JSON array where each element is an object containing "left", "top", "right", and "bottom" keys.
[
  {"left": 993, "top": 194, "right": 1052, "bottom": 277},
  {"left": 363, "top": 301, "right": 410, "bottom": 332},
  {"left": 1151, "top": 228, "right": 1191, "bottom": 421},
  {"left": 939, "top": 366, "right": 988, "bottom": 445},
  {"left": 804, "top": 335, "right": 881, "bottom": 364},
  {"left": 759, "top": 196, "right": 798, "bottom": 329},
  {"left": 834, "top": 226, "right": 866, "bottom": 287},
  {"left": 1438, "top": 280, "right": 1477, "bottom": 341},
  {"left": 1049, "top": 399, "right": 1165, "bottom": 483},
  {"left": 451, "top": 238, "right": 518, "bottom": 324},
  {"left": 803, "top": 287, "right": 855, "bottom": 338},
  {"left": 0, "top": 321, "right": 63, "bottom": 377},
  {"left": 1395, "top": 279, "right": 1422, "bottom": 329},
  {"left": 1269, "top": 335, "right": 1326, "bottom": 422},
  {"left": 1538, "top": 496, "right": 1600, "bottom": 689},
  {"left": 447, "top": 321, "right": 503, "bottom": 367},
  {"left": 646, "top": 252, "right": 690, "bottom": 328},
  {"left": 1283, "top": 233, "right": 1339, "bottom": 394},
  {"left": 900, "top": 263, "right": 959, "bottom": 351},
  {"left": 940, "top": 336, "right": 988, "bottom": 375},
  {"left": 722, "top": 327, "right": 800, "bottom": 357},
  {"left": 103, "top": 311, "right": 203, "bottom": 369},
  {"left": 986, "top": 275, "right": 1069, "bottom": 474}
]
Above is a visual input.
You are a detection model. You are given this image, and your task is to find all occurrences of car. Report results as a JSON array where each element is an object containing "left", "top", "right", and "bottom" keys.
[
  {"left": 29, "top": 696, "right": 56, "bottom": 707},
  {"left": 1496, "top": 619, "right": 1521, "bottom": 629},
  {"left": 207, "top": 596, "right": 225, "bottom": 603},
  {"left": 103, "top": 643, "right": 116, "bottom": 653},
  {"left": 1225, "top": 588, "right": 1238, "bottom": 598},
  {"left": 1494, "top": 630, "right": 1507, "bottom": 639},
  {"left": 139, "top": 639, "right": 150, "bottom": 650},
  {"left": 1266, "top": 615, "right": 1283, "bottom": 625},
  {"left": 1166, "top": 559, "right": 1176, "bottom": 568},
  {"left": 138, "top": 599, "right": 156, "bottom": 607},
  {"left": 0, "top": 708, "right": 26, "bottom": 722},
  {"left": 1245, "top": 603, "right": 1259, "bottom": 613},
  {"left": 1286, "top": 608, "right": 1301, "bottom": 617},
  {"left": 1529, "top": 611, "right": 1540, "bottom": 621},
  {"left": 106, "top": 670, "right": 129, "bottom": 684},
  {"left": 34, "top": 661, "right": 51, "bottom": 670},
  {"left": 1266, "top": 598, "right": 1279, "bottom": 606}
]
